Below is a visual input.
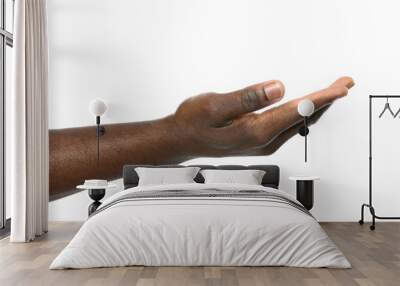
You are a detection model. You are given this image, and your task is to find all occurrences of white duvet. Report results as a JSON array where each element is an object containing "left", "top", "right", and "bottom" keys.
[{"left": 50, "top": 183, "right": 350, "bottom": 269}]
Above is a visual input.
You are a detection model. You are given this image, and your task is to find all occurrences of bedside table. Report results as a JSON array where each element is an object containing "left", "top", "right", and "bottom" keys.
[
  {"left": 289, "top": 176, "right": 320, "bottom": 210},
  {"left": 77, "top": 184, "right": 116, "bottom": 216}
]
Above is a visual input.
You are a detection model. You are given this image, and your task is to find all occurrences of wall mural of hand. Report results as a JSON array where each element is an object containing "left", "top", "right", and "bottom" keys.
[{"left": 49, "top": 77, "right": 354, "bottom": 198}]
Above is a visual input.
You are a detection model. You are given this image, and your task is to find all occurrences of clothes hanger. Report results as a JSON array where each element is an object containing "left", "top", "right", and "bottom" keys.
[
  {"left": 379, "top": 97, "right": 395, "bottom": 118},
  {"left": 394, "top": 104, "right": 400, "bottom": 118}
]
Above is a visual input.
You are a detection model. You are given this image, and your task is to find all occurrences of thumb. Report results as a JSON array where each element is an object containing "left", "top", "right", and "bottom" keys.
[{"left": 212, "top": 80, "right": 285, "bottom": 123}]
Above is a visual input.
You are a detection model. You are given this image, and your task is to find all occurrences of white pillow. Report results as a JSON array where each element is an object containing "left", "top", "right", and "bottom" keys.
[
  {"left": 200, "top": 169, "right": 266, "bottom": 185},
  {"left": 135, "top": 167, "right": 200, "bottom": 186}
]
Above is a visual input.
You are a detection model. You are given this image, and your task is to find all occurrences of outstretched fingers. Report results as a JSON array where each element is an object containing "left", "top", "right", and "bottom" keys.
[
  {"left": 256, "top": 76, "right": 354, "bottom": 142},
  {"left": 330, "top": 76, "right": 355, "bottom": 89},
  {"left": 219, "top": 77, "right": 354, "bottom": 150}
]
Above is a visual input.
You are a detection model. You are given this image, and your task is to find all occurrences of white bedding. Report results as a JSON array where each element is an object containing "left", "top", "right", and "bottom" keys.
[{"left": 50, "top": 183, "right": 350, "bottom": 269}]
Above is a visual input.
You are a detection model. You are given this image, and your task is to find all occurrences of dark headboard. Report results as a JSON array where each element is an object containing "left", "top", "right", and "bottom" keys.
[{"left": 122, "top": 164, "right": 280, "bottom": 189}]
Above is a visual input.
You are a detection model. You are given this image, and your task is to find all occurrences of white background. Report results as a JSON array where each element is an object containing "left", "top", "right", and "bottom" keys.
[{"left": 48, "top": 0, "right": 400, "bottom": 221}]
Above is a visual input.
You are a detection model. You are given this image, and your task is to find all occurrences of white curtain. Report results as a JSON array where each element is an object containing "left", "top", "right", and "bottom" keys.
[{"left": 9, "top": 0, "right": 49, "bottom": 242}]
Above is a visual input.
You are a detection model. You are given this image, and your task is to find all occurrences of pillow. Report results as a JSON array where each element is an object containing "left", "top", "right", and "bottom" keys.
[
  {"left": 135, "top": 167, "right": 201, "bottom": 186},
  {"left": 200, "top": 169, "right": 266, "bottom": 185}
]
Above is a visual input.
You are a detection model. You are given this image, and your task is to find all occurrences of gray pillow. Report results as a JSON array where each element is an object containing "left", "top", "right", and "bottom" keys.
[
  {"left": 200, "top": 169, "right": 266, "bottom": 185},
  {"left": 135, "top": 167, "right": 201, "bottom": 186}
]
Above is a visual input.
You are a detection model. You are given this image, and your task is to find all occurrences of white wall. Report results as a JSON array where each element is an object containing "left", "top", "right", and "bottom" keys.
[{"left": 48, "top": 0, "right": 400, "bottom": 221}]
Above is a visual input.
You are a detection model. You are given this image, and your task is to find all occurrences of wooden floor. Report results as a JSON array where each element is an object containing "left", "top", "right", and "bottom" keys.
[{"left": 0, "top": 222, "right": 399, "bottom": 286}]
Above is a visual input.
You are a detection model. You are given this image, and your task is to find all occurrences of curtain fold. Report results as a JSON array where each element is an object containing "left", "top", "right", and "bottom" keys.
[{"left": 9, "top": 0, "right": 49, "bottom": 242}]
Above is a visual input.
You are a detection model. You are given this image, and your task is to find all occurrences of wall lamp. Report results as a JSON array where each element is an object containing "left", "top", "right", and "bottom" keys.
[
  {"left": 297, "top": 99, "right": 315, "bottom": 162},
  {"left": 89, "top": 99, "right": 107, "bottom": 161}
]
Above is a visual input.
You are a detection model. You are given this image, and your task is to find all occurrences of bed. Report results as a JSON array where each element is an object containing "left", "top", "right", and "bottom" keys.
[{"left": 50, "top": 164, "right": 350, "bottom": 269}]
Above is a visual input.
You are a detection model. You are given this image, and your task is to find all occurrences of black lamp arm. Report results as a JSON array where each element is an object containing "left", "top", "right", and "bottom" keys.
[
  {"left": 95, "top": 116, "right": 106, "bottom": 136},
  {"left": 95, "top": 116, "right": 106, "bottom": 162},
  {"left": 298, "top": 117, "right": 309, "bottom": 162},
  {"left": 298, "top": 120, "right": 309, "bottom": 136},
  {"left": 304, "top": 117, "right": 308, "bottom": 162}
]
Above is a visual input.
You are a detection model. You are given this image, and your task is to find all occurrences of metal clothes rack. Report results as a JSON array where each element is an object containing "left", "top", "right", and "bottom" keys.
[{"left": 359, "top": 95, "right": 400, "bottom": 230}]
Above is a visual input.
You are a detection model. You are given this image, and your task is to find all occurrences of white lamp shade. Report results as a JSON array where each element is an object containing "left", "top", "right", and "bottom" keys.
[
  {"left": 297, "top": 99, "right": 315, "bottom": 117},
  {"left": 89, "top": 99, "right": 107, "bottom": 117}
]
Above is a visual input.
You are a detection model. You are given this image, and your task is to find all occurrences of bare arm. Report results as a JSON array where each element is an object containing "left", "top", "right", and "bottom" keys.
[{"left": 50, "top": 77, "right": 354, "bottom": 197}]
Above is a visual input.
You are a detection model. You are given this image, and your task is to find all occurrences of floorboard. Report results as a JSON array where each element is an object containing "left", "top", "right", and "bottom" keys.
[{"left": 0, "top": 222, "right": 399, "bottom": 286}]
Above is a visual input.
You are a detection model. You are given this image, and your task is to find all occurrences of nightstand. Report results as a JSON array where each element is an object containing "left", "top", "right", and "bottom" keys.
[
  {"left": 289, "top": 176, "right": 320, "bottom": 210},
  {"left": 77, "top": 184, "right": 116, "bottom": 216}
]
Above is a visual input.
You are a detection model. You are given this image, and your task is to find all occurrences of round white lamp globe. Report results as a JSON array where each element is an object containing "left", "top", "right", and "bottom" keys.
[
  {"left": 89, "top": 99, "right": 107, "bottom": 117},
  {"left": 297, "top": 99, "right": 315, "bottom": 117}
]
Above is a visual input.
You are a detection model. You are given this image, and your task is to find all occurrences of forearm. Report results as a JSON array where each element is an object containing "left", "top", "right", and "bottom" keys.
[{"left": 49, "top": 116, "right": 190, "bottom": 197}]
